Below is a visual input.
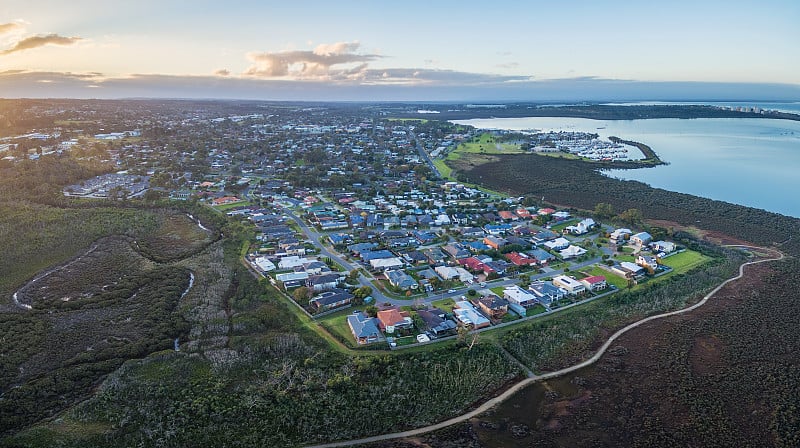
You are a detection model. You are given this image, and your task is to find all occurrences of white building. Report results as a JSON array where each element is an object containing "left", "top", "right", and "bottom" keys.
[
  {"left": 503, "top": 286, "right": 538, "bottom": 308},
  {"left": 254, "top": 256, "right": 276, "bottom": 272},
  {"left": 369, "top": 257, "right": 404, "bottom": 271},
  {"left": 552, "top": 275, "right": 586, "bottom": 295},
  {"left": 435, "top": 266, "right": 474, "bottom": 283},
  {"left": 559, "top": 245, "right": 587, "bottom": 259},
  {"left": 544, "top": 237, "right": 571, "bottom": 251},
  {"left": 278, "top": 255, "right": 312, "bottom": 270}
]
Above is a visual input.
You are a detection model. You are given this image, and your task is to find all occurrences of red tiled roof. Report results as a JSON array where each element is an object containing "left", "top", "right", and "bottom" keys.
[{"left": 582, "top": 275, "right": 606, "bottom": 284}]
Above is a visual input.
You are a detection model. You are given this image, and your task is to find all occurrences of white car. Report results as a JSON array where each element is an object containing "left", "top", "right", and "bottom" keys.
[{"left": 447, "top": 289, "right": 456, "bottom": 293}]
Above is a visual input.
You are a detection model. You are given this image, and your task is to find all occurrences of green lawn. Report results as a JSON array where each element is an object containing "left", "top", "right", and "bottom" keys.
[
  {"left": 317, "top": 308, "right": 365, "bottom": 348},
  {"left": 490, "top": 286, "right": 507, "bottom": 296},
  {"left": 550, "top": 218, "right": 579, "bottom": 232},
  {"left": 660, "top": 250, "right": 711, "bottom": 274},
  {"left": 526, "top": 304, "right": 547, "bottom": 317},
  {"left": 433, "top": 159, "right": 453, "bottom": 179},
  {"left": 583, "top": 266, "right": 628, "bottom": 289},
  {"left": 212, "top": 200, "right": 251, "bottom": 211},
  {"left": 431, "top": 297, "right": 456, "bottom": 312}
]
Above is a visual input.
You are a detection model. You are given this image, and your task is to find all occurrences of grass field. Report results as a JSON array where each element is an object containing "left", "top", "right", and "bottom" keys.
[
  {"left": 490, "top": 286, "right": 506, "bottom": 296},
  {"left": 431, "top": 297, "right": 456, "bottom": 312},
  {"left": 317, "top": 310, "right": 362, "bottom": 348},
  {"left": 583, "top": 266, "right": 628, "bottom": 289},
  {"left": 212, "top": 200, "right": 251, "bottom": 211},
  {"left": 660, "top": 250, "right": 711, "bottom": 274},
  {"left": 526, "top": 304, "right": 547, "bottom": 316},
  {"left": 550, "top": 218, "right": 579, "bottom": 232}
]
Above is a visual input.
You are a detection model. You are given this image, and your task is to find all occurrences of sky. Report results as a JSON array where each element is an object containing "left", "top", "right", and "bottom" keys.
[{"left": 1, "top": 0, "right": 799, "bottom": 101}]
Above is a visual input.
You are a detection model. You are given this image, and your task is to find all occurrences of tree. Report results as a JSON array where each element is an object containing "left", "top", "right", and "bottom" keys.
[
  {"left": 293, "top": 286, "right": 310, "bottom": 302},
  {"left": 594, "top": 202, "right": 614, "bottom": 220},
  {"left": 618, "top": 208, "right": 643, "bottom": 227},
  {"left": 365, "top": 305, "right": 378, "bottom": 317}
]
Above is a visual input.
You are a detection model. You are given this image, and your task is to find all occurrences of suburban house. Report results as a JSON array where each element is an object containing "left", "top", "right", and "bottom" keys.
[
  {"left": 298, "top": 260, "right": 330, "bottom": 275},
  {"left": 544, "top": 237, "right": 571, "bottom": 251},
  {"left": 610, "top": 228, "right": 632, "bottom": 243},
  {"left": 360, "top": 249, "right": 396, "bottom": 262},
  {"left": 453, "top": 301, "right": 491, "bottom": 329},
  {"left": 253, "top": 256, "right": 276, "bottom": 272},
  {"left": 442, "top": 243, "right": 471, "bottom": 259},
  {"left": 386, "top": 269, "right": 419, "bottom": 290},
  {"left": 278, "top": 255, "right": 312, "bottom": 270},
  {"left": 484, "top": 235, "right": 509, "bottom": 250},
  {"left": 369, "top": 257, "right": 404, "bottom": 271},
  {"left": 306, "top": 273, "right": 341, "bottom": 291},
  {"left": 553, "top": 275, "right": 587, "bottom": 295},
  {"left": 275, "top": 271, "right": 309, "bottom": 289},
  {"left": 580, "top": 275, "right": 608, "bottom": 292},
  {"left": 376, "top": 308, "right": 413, "bottom": 333},
  {"left": 532, "top": 229, "right": 558, "bottom": 244},
  {"left": 458, "top": 257, "right": 496, "bottom": 276},
  {"left": 529, "top": 281, "right": 567, "bottom": 305},
  {"left": 309, "top": 289, "right": 354, "bottom": 312},
  {"left": 651, "top": 240, "right": 677, "bottom": 254},
  {"left": 347, "top": 312, "right": 382, "bottom": 345},
  {"left": 477, "top": 295, "right": 509, "bottom": 320},
  {"left": 616, "top": 261, "right": 646, "bottom": 279},
  {"left": 559, "top": 245, "right": 588, "bottom": 259},
  {"left": 636, "top": 255, "right": 659, "bottom": 271},
  {"left": 503, "top": 285, "right": 539, "bottom": 309},
  {"left": 435, "top": 266, "right": 475, "bottom": 283},
  {"left": 527, "top": 248, "right": 554, "bottom": 265},
  {"left": 417, "top": 308, "right": 457, "bottom": 336},
  {"left": 565, "top": 218, "right": 596, "bottom": 235},
  {"left": 505, "top": 252, "right": 537, "bottom": 266},
  {"left": 631, "top": 232, "right": 653, "bottom": 246}
]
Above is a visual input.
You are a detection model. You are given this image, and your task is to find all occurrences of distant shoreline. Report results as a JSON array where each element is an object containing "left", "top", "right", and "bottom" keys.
[{"left": 399, "top": 104, "right": 800, "bottom": 122}]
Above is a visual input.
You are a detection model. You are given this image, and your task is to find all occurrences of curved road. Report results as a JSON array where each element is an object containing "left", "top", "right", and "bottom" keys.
[{"left": 304, "top": 245, "right": 783, "bottom": 448}]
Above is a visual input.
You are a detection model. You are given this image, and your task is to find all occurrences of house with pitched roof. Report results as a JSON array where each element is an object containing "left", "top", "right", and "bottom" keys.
[{"left": 347, "top": 312, "right": 382, "bottom": 345}]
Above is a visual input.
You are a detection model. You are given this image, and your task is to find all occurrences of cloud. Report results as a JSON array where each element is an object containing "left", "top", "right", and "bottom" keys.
[
  {"left": 0, "top": 22, "right": 24, "bottom": 35},
  {"left": 4, "top": 70, "right": 800, "bottom": 103},
  {"left": 496, "top": 62, "right": 520, "bottom": 69},
  {"left": 1, "top": 33, "right": 82, "bottom": 55},
  {"left": 243, "top": 41, "right": 382, "bottom": 79},
  {"left": 215, "top": 69, "right": 231, "bottom": 76}
]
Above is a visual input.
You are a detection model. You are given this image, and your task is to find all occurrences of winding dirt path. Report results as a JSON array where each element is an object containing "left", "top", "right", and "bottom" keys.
[{"left": 304, "top": 245, "right": 784, "bottom": 448}]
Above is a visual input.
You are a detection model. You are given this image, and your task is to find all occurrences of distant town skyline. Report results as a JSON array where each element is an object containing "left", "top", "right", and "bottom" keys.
[{"left": 1, "top": 0, "right": 799, "bottom": 101}]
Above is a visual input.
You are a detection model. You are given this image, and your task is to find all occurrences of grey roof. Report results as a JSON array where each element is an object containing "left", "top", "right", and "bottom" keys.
[{"left": 347, "top": 312, "right": 381, "bottom": 338}]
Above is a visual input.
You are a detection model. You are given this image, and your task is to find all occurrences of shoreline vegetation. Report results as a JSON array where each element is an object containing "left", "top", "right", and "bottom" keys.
[
  {"left": 397, "top": 104, "right": 800, "bottom": 122},
  {"left": 607, "top": 136, "right": 663, "bottom": 164}
]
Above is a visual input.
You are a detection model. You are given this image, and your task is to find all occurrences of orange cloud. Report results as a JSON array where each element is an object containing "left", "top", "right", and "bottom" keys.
[{"left": 1, "top": 34, "right": 82, "bottom": 55}]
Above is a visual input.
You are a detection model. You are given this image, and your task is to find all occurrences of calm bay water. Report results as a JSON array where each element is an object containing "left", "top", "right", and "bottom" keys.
[{"left": 454, "top": 116, "right": 800, "bottom": 218}]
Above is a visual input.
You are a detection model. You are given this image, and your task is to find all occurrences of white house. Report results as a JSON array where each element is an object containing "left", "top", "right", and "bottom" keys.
[
  {"left": 630, "top": 232, "right": 652, "bottom": 246},
  {"left": 559, "top": 245, "right": 587, "bottom": 259},
  {"left": 453, "top": 301, "right": 490, "bottom": 329},
  {"left": 278, "top": 255, "right": 312, "bottom": 270},
  {"left": 435, "top": 266, "right": 474, "bottom": 283},
  {"left": 636, "top": 255, "right": 658, "bottom": 271},
  {"left": 503, "top": 286, "right": 538, "bottom": 308},
  {"left": 544, "top": 237, "right": 571, "bottom": 251},
  {"left": 552, "top": 275, "right": 586, "bottom": 295},
  {"left": 565, "top": 218, "right": 596, "bottom": 235},
  {"left": 609, "top": 228, "right": 632, "bottom": 243},
  {"left": 651, "top": 241, "right": 676, "bottom": 253},
  {"left": 369, "top": 257, "right": 404, "bottom": 271},
  {"left": 275, "top": 272, "right": 309, "bottom": 283},
  {"left": 254, "top": 256, "right": 276, "bottom": 272}
]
